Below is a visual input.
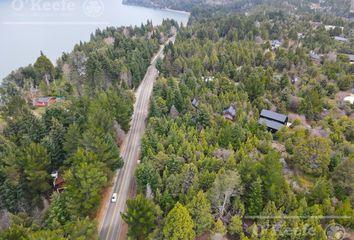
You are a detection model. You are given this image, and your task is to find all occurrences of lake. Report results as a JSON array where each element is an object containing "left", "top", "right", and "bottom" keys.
[{"left": 0, "top": 0, "right": 190, "bottom": 80}]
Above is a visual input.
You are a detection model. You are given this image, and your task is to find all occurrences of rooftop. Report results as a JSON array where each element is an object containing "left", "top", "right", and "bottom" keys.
[
  {"left": 334, "top": 36, "right": 348, "bottom": 42},
  {"left": 258, "top": 117, "right": 285, "bottom": 131},
  {"left": 223, "top": 106, "right": 236, "bottom": 117},
  {"left": 260, "top": 109, "right": 288, "bottom": 123},
  {"left": 344, "top": 95, "right": 354, "bottom": 104}
]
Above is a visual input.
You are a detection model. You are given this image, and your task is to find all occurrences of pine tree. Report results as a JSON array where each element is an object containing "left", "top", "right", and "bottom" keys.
[
  {"left": 63, "top": 123, "right": 81, "bottom": 158},
  {"left": 0, "top": 225, "right": 29, "bottom": 240},
  {"left": 33, "top": 52, "right": 55, "bottom": 85},
  {"left": 163, "top": 202, "right": 195, "bottom": 240},
  {"left": 81, "top": 129, "right": 123, "bottom": 172},
  {"left": 212, "top": 219, "right": 226, "bottom": 236},
  {"left": 336, "top": 198, "right": 354, "bottom": 228},
  {"left": 63, "top": 217, "right": 98, "bottom": 240},
  {"left": 64, "top": 155, "right": 107, "bottom": 218},
  {"left": 122, "top": 195, "right": 161, "bottom": 240},
  {"left": 22, "top": 143, "right": 51, "bottom": 195},
  {"left": 260, "top": 227, "right": 277, "bottom": 240},
  {"left": 44, "top": 192, "right": 71, "bottom": 229},
  {"left": 228, "top": 215, "right": 243, "bottom": 236},
  {"left": 187, "top": 191, "right": 213, "bottom": 235},
  {"left": 247, "top": 177, "right": 263, "bottom": 216},
  {"left": 42, "top": 119, "right": 66, "bottom": 170}
]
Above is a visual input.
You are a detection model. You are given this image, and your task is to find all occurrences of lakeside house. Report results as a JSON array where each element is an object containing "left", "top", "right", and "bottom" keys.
[
  {"left": 348, "top": 54, "right": 354, "bottom": 64},
  {"left": 325, "top": 25, "right": 344, "bottom": 32},
  {"left": 33, "top": 96, "right": 65, "bottom": 107},
  {"left": 309, "top": 51, "right": 323, "bottom": 64},
  {"left": 258, "top": 109, "right": 288, "bottom": 133},
  {"left": 334, "top": 36, "right": 349, "bottom": 43},
  {"left": 271, "top": 40, "right": 282, "bottom": 50},
  {"left": 223, "top": 106, "right": 236, "bottom": 121},
  {"left": 33, "top": 96, "right": 56, "bottom": 107},
  {"left": 297, "top": 33, "right": 305, "bottom": 39},
  {"left": 51, "top": 171, "right": 65, "bottom": 193},
  {"left": 202, "top": 76, "right": 215, "bottom": 83},
  {"left": 191, "top": 98, "right": 199, "bottom": 109},
  {"left": 344, "top": 89, "right": 354, "bottom": 105}
]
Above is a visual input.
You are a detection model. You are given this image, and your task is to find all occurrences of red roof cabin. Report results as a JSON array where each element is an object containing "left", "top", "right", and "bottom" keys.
[
  {"left": 33, "top": 97, "right": 56, "bottom": 107},
  {"left": 51, "top": 171, "right": 65, "bottom": 193}
]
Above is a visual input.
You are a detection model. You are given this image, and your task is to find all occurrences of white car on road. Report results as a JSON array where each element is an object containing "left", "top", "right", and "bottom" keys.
[{"left": 111, "top": 193, "right": 117, "bottom": 203}]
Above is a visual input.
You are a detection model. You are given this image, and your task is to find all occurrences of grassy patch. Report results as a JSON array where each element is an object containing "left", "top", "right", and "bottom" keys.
[{"left": 296, "top": 174, "right": 315, "bottom": 189}]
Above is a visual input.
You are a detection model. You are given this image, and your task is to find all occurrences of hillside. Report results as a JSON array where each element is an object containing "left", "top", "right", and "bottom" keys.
[{"left": 0, "top": 2, "right": 353, "bottom": 240}]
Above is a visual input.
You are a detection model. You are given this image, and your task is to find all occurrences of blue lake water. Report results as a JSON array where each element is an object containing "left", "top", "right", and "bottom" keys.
[{"left": 0, "top": 0, "right": 190, "bottom": 80}]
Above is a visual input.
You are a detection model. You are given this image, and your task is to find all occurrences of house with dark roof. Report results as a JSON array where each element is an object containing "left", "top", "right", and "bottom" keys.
[
  {"left": 191, "top": 98, "right": 199, "bottom": 108},
  {"left": 348, "top": 54, "right": 354, "bottom": 64},
  {"left": 271, "top": 40, "right": 282, "bottom": 50},
  {"left": 258, "top": 109, "right": 288, "bottom": 132},
  {"left": 223, "top": 106, "right": 236, "bottom": 121}
]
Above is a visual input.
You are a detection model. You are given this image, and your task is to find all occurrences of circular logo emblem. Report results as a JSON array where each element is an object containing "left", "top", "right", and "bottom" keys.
[
  {"left": 12, "top": 0, "right": 24, "bottom": 11},
  {"left": 325, "top": 223, "right": 345, "bottom": 240},
  {"left": 83, "top": 0, "right": 104, "bottom": 17}
]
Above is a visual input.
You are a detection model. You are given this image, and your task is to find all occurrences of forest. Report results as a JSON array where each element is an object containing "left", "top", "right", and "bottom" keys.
[
  {"left": 0, "top": 20, "right": 179, "bottom": 239},
  {"left": 0, "top": 1, "right": 353, "bottom": 239},
  {"left": 123, "top": 7, "right": 354, "bottom": 240}
]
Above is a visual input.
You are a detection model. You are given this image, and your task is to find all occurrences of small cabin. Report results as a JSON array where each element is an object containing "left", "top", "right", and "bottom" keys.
[
  {"left": 51, "top": 171, "right": 65, "bottom": 193},
  {"left": 297, "top": 33, "right": 305, "bottom": 39},
  {"left": 334, "top": 36, "right": 349, "bottom": 42},
  {"left": 191, "top": 98, "right": 199, "bottom": 109},
  {"left": 309, "top": 51, "right": 323, "bottom": 64},
  {"left": 348, "top": 55, "right": 354, "bottom": 64},
  {"left": 223, "top": 106, "right": 236, "bottom": 121},
  {"left": 33, "top": 96, "right": 56, "bottom": 107},
  {"left": 344, "top": 88, "right": 354, "bottom": 105},
  {"left": 325, "top": 25, "right": 344, "bottom": 32},
  {"left": 271, "top": 40, "right": 282, "bottom": 50},
  {"left": 258, "top": 109, "right": 288, "bottom": 133}
]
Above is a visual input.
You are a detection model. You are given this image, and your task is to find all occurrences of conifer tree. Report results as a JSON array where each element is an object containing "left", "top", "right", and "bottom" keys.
[
  {"left": 246, "top": 177, "right": 263, "bottom": 216},
  {"left": 122, "top": 195, "right": 161, "bottom": 240},
  {"left": 187, "top": 191, "right": 213, "bottom": 235},
  {"left": 163, "top": 202, "right": 195, "bottom": 240}
]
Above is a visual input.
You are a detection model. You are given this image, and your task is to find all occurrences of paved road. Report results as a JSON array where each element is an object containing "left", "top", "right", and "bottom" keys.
[{"left": 99, "top": 36, "right": 175, "bottom": 240}]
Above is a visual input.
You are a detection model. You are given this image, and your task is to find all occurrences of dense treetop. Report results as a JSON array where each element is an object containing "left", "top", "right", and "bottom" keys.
[
  {"left": 0, "top": 20, "right": 179, "bottom": 238},
  {"left": 127, "top": 7, "right": 354, "bottom": 240}
]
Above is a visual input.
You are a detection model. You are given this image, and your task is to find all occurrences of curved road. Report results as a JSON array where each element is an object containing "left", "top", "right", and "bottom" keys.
[{"left": 99, "top": 35, "right": 175, "bottom": 240}]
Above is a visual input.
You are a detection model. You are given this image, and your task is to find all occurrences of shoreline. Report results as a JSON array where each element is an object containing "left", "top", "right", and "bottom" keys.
[
  {"left": 162, "top": 7, "right": 191, "bottom": 16},
  {"left": 0, "top": 1, "right": 190, "bottom": 81},
  {"left": 121, "top": 1, "right": 191, "bottom": 16}
]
